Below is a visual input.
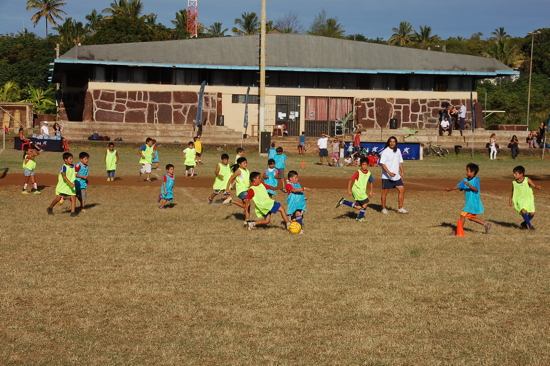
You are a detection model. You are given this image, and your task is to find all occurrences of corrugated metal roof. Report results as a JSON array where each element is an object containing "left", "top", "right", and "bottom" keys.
[{"left": 59, "top": 34, "right": 517, "bottom": 75}]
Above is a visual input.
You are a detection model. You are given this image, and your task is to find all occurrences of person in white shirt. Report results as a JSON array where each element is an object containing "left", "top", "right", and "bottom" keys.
[
  {"left": 380, "top": 136, "right": 408, "bottom": 214},
  {"left": 40, "top": 121, "right": 50, "bottom": 136},
  {"left": 440, "top": 117, "right": 450, "bottom": 135},
  {"left": 459, "top": 102, "right": 467, "bottom": 130},
  {"left": 316, "top": 133, "right": 330, "bottom": 165}
]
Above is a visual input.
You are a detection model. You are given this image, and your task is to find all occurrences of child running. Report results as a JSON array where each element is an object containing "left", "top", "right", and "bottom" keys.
[
  {"left": 137, "top": 137, "right": 154, "bottom": 182},
  {"left": 194, "top": 136, "right": 203, "bottom": 165},
  {"left": 22, "top": 146, "right": 40, "bottom": 194},
  {"left": 263, "top": 159, "right": 278, "bottom": 197},
  {"left": 444, "top": 163, "right": 492, "bottom": 234},
  {"left": 335, "top": 157, "right": 374, "bottom": 222},
  {"left": 151, "top": 139, "right": 160, "bottom": 170},
  {"left": 286, "top": 170, "right": 310, "bottom": 232},
  {"left": 243, "top": 171, "right": 291, "bottom": 230},
  {"left": 47, "top": 152, "right": 77, "bottom": 217},
  {"left": 273, "top": 146, "right": 287, "bottom": 192},
  {"left": 509, "top": 165, "right": 542, "bottom": 230},
  {"left": 208, "top": 153, "right": 231, "bottom": 204},
  {"left": 104, "top": 142, "right": 119, "bottom": 181},
  {"left": 75, "top": 152, "right": 89, "bottom": 212},
  {"left": 224, "top": 157, "right": 249, "bottom": 211},
  {"left": 182, "top": 141, "right": 196, "bottom": 178},
  {"left": 158, "top": 164, "right": 175, "bottom": 209}
]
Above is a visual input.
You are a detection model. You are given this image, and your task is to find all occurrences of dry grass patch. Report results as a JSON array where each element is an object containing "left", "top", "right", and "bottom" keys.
[{"left": 0, "top": 179, "right": 549, "bottom": 364}]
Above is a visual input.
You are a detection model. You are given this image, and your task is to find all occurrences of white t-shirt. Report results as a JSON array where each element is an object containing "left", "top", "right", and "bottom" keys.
[
  {"left": 441, "top": 120, "right": 450, "bottom": 128},
  {"left": 41, "top": 125, "right": 49, "bottom": 135},
  {"left": 459, "top": 105, "right": 466, "bottom": 118},
  {"left": 317, "top": 137, "right": 328, "bottom": 149},
  {"left": 380, "top": 147, "right": 404, "bottom": 180}
]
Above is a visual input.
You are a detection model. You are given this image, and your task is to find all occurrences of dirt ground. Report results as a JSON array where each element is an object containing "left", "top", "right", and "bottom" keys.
[{"left": 1, "top": 171, "right": 536, "bottom": 191}]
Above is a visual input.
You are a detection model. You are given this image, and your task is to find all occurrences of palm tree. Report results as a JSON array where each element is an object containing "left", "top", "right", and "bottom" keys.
[
  {"left": 388, "top": 21, "right": 414, "bottom": 46},
  {"left": 232, "top": 12, "right": 260, "bottom": 36},
  {"left": 483, "top": 39, "right": 524, "bottom": 69},
  {"left": 171, "top": 10, "right": 188, "bottom": 31},
  {"left": 491, "top": 27, "right": 510, "bottom": 41},
  {"left": 144, "top": 13, "right": 157, "bottom": 28},
  {"left": 53, "top": 17, "right": 88, "bottom": 47},
  {"left": 414, "top": 25, "right": 439, "bottom": 47},
  {"left": 85, "top": 9, "right": 104, "bottom": 34},
  {"left": 208, "top": 22, "right": 228, "bottom": 37},
  {"left": 26, "top": 0, "right": 67, "bottom": 36},
  {"left": 308, "top": 10, "right": 345, "bottom": 38},
  {"left": 0, "top": 81, "right": 22, "bottom": 103},
  {"left": 102, "top": 0, "right": 144, "bottom": 19}
]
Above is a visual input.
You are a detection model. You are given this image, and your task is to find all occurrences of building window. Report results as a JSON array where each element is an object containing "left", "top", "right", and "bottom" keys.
[
  {"left": 343, "top": 74, "right": 357, "bottom": 89},
  {"left": 373, "top": 75, "right": 386, "bottom": 90},
  {"left": 232, "top": 94, "right": 260, "bottom": 103},
  {"left": 116, "top": 67, "right": 129, "bottom": 82},
  {"left": 240, "top": 71, "right": 255, "bottom": 87},
  {"left": 301, "top": 72, "right": 318, "bottom": 88},
  {"left": 461, "top": 76, "right": 473, "bottom": 91},
  {"left": 174, "top": 69, "right": 185, "bottom": 85},
  {"left": 434, "top": 76, "right": 447, "bottom": 91},
  {"left": 448, "top": 76, "right": 460, "bottom": 91},
  {"left": 93, "top": 66, "right": 106, "bottom": 82}
]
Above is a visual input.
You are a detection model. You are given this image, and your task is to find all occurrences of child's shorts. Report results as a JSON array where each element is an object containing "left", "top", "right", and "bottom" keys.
[
  {"left": 185, "top": 165, "right": 195, "bottom": 170},
  {"left": 238, "top": 191, "right": 248, "bottom": 200},
  {"left": 460, "top": 211, "right": 477, "bottom": 219},
  {"left": 24, "top": 169, "right": 35, "bottom": 176},
  {"left": 213, "top": 190, "right": 230, "bottom": 195},
  {"left": 332, "top": 152, "right": 340, "bottom": 161},
  {"left": 140, "top": 164, "right": 152, "bottom": 174},
  {"left": 277, "top": 168, "right": 285, "bottom": 180},
  {"left": 77, "top": 189, "right": 87, "bottom": 202},
  {"left": 196, "top": 153, "right": 202, "bottom": 157},
  {"left": 355, "top": 198, "right": 369, "bottom": 207},
  {"left": 263, "top": 201, "right": 281, "bottom": 218}
]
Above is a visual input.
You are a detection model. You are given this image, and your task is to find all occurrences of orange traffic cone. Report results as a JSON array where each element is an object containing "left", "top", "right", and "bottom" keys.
[
  {"left": 301, "top": 161, "right": 305, "bottom": 168},
  {"left": 455, "top": 219, "right": 465, "bottom": 237}
]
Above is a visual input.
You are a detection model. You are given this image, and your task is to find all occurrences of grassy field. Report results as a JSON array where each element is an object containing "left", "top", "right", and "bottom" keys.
[{"left": 1, "top": 143, "right": 549, "bottom": 365}]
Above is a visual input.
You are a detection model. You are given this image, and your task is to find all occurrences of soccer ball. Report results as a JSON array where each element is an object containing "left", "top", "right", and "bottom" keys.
[{"left": 288, "top": 222, "right": 302, "bottom": 234}]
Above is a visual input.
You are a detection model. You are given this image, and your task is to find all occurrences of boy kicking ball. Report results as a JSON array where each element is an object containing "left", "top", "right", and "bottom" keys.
[
  {"left": 243, "top": 172, "right": 290, "bottom": 230},
  {"left": 444, "top": 163, "right": 491, "bottom": 234},
  {"left": 510, "top": 165, "right": 541, "bottom": 230},
  {"left": 335, "top": 157, "right": 374, "bottom": 222}
]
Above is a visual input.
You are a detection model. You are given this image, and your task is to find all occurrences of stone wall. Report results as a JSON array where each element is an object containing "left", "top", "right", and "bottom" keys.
[
  {"left": 355, "top": 98, "right": 473, "bottom": 129},
  {"left": 82, "top": 89, "right": 222, "bottom": 124}
]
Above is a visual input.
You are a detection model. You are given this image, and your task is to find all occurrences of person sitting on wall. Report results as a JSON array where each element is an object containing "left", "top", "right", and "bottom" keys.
[
  {"left": 439, "top": 117, "right": 451, "bottom": 136},
  {"left": 40, "top": 121, "right": 50, "bottom": 136},
  {"left": 53, "top": 122, "right": 62, "bottom": 136},
  {"left": 526, "top": 131, "right": 537, "bottom": 148},
  {"left": 282, "top": 124, "right": 288, "bottom": 136}
]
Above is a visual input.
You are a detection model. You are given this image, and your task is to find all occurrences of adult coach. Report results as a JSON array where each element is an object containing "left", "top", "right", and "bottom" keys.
[
  {"left": 317, "top": 133, "right": 330, "bottom": 165},
  {"left": 380, "top": 136, "right": 408, "bottom": 214}
]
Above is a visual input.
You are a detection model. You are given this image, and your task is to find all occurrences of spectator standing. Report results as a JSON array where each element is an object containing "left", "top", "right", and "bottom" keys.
[
  {"left": 317, "top": 133, "right": 330, "bottom": 165},
  {"left": 459, "top": 102, "right": 467, "bottom": 131},
  {"left": 509, "top": 135, "right": 520, "bottom": 159},
  {"left": 353, "top": 131, "right": 361, "bottom": 153}
]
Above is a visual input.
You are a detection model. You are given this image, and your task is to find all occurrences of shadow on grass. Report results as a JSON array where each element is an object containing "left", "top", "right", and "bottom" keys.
[
  {"left": 223, "top": 213, "right": 246, "bottom": 221},
  {"left": 440, "top": 221, "right": 476, "bottom": 233},
  {"left": 334, "top": 212, "right": 357, "bottom": 219},
  {"left": 488, "top": 219, "right": 520, "bottom": 229},
  {"left": 0, "top": 168, "right": 8, "bottom": 179},
  {"left": 38, "top": 185, "right": 51, "bottom": 191},
  {"left": 85, "top": 203, "right": 102, "bottom": 209}
]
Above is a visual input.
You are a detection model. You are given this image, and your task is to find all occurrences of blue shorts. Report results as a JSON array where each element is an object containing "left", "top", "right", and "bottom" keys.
[
  {"left": 238, "top": 191, "right": 248, "bottom": 200},
  {"left": 263, "top": 201, "right": 281, "bottom": 218},
  {"left": 382, "top": 178, "right": 404, "bottom": 189}
]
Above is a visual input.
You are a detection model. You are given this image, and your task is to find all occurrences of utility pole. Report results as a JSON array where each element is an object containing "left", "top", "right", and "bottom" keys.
[
  {"left": 258, "top": 0, "right": 266, "bottom": 152},
  {"left": 187, "top": 0, "right": 198, "bottom": 38},
  {"left": 526, "top": 31, "right": 540, "bottom": 128}
]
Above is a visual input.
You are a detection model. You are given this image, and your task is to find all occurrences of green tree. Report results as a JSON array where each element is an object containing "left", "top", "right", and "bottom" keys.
[
  {"left": 414, "top": 25, "right": 439, "bottom": 48},
  {"left": 26, "top": 0, "right": 67, "bottom": 37},
  {"left": 491, "top": 27, "right": 510, "bottom": 41},
  {"left": 171, "top": 10, "right": 188, "bottom": 31},
  {"left": 0, "top": 81, "right": 22, "bottom": 102},
  {"left": 388, "top": 21, "right": 414, "bottom": 46},
  {"left": 207, "top": 22, "right": 228, "bottom": 37},
  {"left": 308, "top": 10, "right": 345, "bottom": 38},
  {"left": 85, "top": 10, "right": 104, "bottom": 35},
  {"left": 85, "top": 14, "right": 172, "bottom": 45},
  {"left": 483, "top": 38, "right": 525, "bottom": 69},
  {"left": 53, "top": 18, "right": 88, "bottom": 49},
  {"left": 232, "top": 12, "right": 260, "bottom": 36},
  {"left": 102, "top": 0, "right": 144, "bottom": 19},
  {"left": 520, "top": 28, "right": 550, "bottom": 77},
  {"left": 274, "top": 12, "right": 304, "bottom": 34},
  {"left": 21, "top": 84, "right": 56, "bottom": 114}
]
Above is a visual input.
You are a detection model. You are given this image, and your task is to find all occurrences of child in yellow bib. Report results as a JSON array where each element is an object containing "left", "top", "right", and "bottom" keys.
[
  {"left": 183, "top": 141, "right": 196, "bottom": 178},
  {"left": 209, "top": 153, "right": 231, "bottom": 204},
  {"left": 225, "top": 157, "right": 250, "bottom": 213},
  {"left": 335, "top": 157, "right": 374, "bottom": 222},
  {"left": 510, "top": 165, "right": 542, "bottom": 230},
  {"left": 137, "top": 137, "right": 154, "bottom": 182},
  {"left": 244, "top": 171, "right": 290, "bottom": 230},
  {"left": 47, "top": 152, "right": 77, "bottom": 217},
  {"left": 22, "top": 146, "right": 41, "bottom": 194},
  {"left": 104, "top": 142, "right": 119, "bottom": 181}
]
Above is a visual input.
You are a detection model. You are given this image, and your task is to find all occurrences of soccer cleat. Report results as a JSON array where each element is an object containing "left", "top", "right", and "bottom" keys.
[
  {"left": 247, "top": 221, "right": 256, "bottom": 230},
  {"left": 80, "top": 209, "right": 87, "bottom": 213},
  {"left": 529, "top": 225, "right": 536, "bottom": 230},
  {"left": 33, "top": 191, "right": 41, "bottom": 195},
  {"left": 222, "top": 197, "right": 233, "bottom": 205},
  {"left": 146, "top": 178, "right": 151, "bottom": 182},
  {"left": 356, "top": 218, "right": 366, "bottom": 222},
  {"left": 47, "top": 207, "right": 54, "bottom": 215},
  {"left": 397, "top": 208, "right": 409, "bottom": 214},
  {"left": 107, "top": 178, "right": 110, "bottom": 181},
  {"left": 484, "top": 222, "right": 492, "bottom": 234},
  {"left": 22, "top": 191, "right": 29, "bottom": 194},
  {"left": 286, "top": 222, "right": 291, "bottom": 230},
  {"left": 520, "top": 222, "right": 528, "bottom": 230},
  {"left": 335, "top": 197, "right": 345, "bottom": 208},
  {"left": 157, "top": 194, "right": 162, "bottom": 203},
  {"left": 70, "top": 212, "right": 78, "bottom": 217},
  {"left": 159, "top": 206, "right": 166, "bottom": 209},
  {"left": 136, "top": 173, "right": 141, "bottom": 181},
  {"left": 381, "top": 209, "right": 389, "bottom": 214},
  {"left": 59, "top": 198, "right": 65, "bottom": 206},
  {"left": 208, "top": 197, "right": 213, "bottom": 204}
]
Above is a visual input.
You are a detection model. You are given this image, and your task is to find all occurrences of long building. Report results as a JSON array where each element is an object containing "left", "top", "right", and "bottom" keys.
[{"left": 52, "top": 34, "right": 517, "bottom": 138}]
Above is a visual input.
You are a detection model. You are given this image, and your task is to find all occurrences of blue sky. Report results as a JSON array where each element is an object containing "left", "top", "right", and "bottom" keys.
[{"left": 1, "top": 0, "right": 548, "bottom": 40}]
